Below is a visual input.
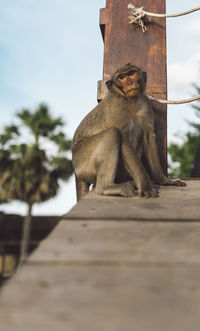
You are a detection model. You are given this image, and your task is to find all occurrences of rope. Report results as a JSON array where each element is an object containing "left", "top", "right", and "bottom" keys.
[
  {"left": 127, "top": 4, "right": 200, "bottom": 104},
  {"left": 128, "top": 4, "right": 200, "bottom": 32},
  {"left": 148, "top": 95, "right": 200, "bottom": 105}
]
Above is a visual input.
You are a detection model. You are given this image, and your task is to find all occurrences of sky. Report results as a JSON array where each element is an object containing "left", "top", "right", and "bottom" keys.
[{"left": 0, "top": 0, "right": 199, "bottom": 216}]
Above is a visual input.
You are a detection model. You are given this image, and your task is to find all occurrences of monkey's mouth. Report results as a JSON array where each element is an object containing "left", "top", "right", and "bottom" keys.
[{"left": 126, "top": 88, "right": 139, "bottom": 94}]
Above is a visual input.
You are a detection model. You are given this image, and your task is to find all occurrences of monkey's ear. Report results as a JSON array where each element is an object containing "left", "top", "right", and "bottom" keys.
[
  {"left": 106, "top": 78, "right": 114, "bottom": 90},
  {"left": 142, "top": 71, "right": 147, "bottom": 84}
]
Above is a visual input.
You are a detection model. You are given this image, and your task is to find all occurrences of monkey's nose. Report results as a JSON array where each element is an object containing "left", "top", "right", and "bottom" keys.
[{"left": 127, "top": 79, "right": 132, "bottom": 85}]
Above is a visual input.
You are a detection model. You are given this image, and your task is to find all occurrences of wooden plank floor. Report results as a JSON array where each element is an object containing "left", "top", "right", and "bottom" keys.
[{"left": 0, "top": 180, "right": 200, "bottom": 331}]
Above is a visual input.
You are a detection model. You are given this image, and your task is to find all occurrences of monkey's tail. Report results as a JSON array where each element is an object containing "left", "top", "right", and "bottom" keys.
[{"left": 75, "top": 175, "right": 90, "bottom": 201}]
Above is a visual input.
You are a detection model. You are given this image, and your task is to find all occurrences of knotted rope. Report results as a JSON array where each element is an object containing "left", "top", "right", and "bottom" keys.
[
  {"left": 148, "top": 95, "right": 200, "bottom": 105},
  {"left": 127, "top": 4, "right": 200, "bottom": 104},
  {"left": 128, "top": 4, "right": 200, "bottom": 32}
]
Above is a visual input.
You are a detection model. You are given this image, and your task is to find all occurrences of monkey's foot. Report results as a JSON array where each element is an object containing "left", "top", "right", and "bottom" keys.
[
  {"left": 127, "top": 179, "right": 138, "bottom": 190},
  {"left": 96, "top": 182, "right": 136, "bottom": 197},
  {"left": 138, "top": 188, "right": 159, "bottom": 198},
  {"left": 162, "top": 178, "right": 186, "bottom": 187}
]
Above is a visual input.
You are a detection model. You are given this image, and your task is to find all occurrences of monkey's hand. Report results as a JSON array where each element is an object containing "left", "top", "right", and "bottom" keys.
[{"left": 158, "top": 177, "right": 186, "bottom": 187}]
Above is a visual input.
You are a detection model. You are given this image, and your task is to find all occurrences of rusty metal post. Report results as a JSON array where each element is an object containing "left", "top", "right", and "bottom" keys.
[{"left": 98, "top": 0, "right": 167, "bottom": 172}]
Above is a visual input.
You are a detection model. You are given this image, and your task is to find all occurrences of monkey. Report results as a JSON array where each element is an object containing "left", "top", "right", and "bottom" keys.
[{"left": 72, "top": 63, "right": 186, "bottom": 201}]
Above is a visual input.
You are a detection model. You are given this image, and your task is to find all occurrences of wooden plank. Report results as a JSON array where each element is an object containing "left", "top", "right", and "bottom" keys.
[
  {"left": 99, "top": 8, "right": 110, "bottom": 41},
  {"left": 102, "top": 0, "right": 167, "bottom": 84},
  {"left": 97, "top": 80, "right": 107, "bottom": 102},
  {"left": 29, "top": 220, "right": 200, "bottom": 264},
  {"left": 98, "top": 0, "right": 167, "bottom": 171},
  {"left": 65, "top": 180, "right": 200, "bottom": 221},
  {"left": 1, "top": 264, "right": 200, "bottom": 331},
  {"left": 1, "top": 181, "right": 200, "bottom": 330}
]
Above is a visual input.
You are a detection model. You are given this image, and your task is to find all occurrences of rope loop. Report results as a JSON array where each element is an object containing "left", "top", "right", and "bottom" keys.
[{"left": 128, "top": 4, "right": 200, "bottom": 32}]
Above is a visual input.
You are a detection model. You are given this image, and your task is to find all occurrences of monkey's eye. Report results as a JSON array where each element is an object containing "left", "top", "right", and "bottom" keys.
[
  {"left": 118, "top": 74, "right": 126, "bottom": 80},
  {"left": 128, "top": 70, "right": 136, "bottom": 76}
]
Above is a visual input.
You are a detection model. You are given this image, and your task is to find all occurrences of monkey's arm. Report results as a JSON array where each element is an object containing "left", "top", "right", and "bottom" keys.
[
  {"left": 121, "top": 136, "right": 158, "bottom": 197},
  {"left": 146, "top": 133, "right": 186, "bottom": 187}
]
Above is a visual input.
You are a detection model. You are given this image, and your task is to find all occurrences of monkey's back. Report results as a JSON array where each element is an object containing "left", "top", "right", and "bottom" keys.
[
  {"left": 72, "top": 91, "right": 153, "bottom": 151},
  {"left": 72, "top": 97, "right": 107, "bottom": 149}
]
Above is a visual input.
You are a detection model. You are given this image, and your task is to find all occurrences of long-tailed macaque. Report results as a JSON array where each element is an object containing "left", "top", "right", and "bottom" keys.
[{"left": 72, "top": 63, "right": 186, "bottom": 200}]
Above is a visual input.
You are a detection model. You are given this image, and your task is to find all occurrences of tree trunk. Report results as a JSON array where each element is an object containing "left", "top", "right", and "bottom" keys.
[
  {"left": 19, "top": 203, "right": 33, "bottom": 265},
  {"left": 191, "top": 147, "right": 200, "bottom": 177}
]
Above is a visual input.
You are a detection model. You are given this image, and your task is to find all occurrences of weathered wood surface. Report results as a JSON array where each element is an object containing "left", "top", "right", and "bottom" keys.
[
  {"left": 28, "top": 220, "right": 200, "bottom": 264},
  {"left": 0, "top": 180, "right": 200, "bottom": 331},
  {"left": 98, "top": 0, "right": 167, "bottom": 171},
  {"left": 1, "top": 264, "right": 200, "bottom": 331},
  {"left": 100, "top": 0, "right": 167, "bottom": 90},
  {"left": 65, "top": 180, "right": 200, "bottom": 221}
]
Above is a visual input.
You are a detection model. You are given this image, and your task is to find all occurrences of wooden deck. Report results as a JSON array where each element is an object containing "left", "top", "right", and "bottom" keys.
[{"left": 0, "top": 180, "right": 200, "bottom": 331}]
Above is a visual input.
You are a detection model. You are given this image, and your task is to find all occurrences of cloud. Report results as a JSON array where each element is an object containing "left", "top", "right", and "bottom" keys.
[
  {"left": 166, "top": 9, "right": 200, "bottom": 143},
  {"left": 168, "top": 52, "right": 200, "bottom": 98},
  {"left": 167, "top": 49, "right": 200, "bottom": 143},
  {"left": 183, "top": 17, "right": 200, "bottom": 36}
]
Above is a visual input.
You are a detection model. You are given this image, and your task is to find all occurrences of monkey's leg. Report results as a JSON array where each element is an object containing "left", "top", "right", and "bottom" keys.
[
  {"left": 121, "top": 137, "right": 159, "bottom": 197},
  {"left": 146, "top": 133, "right": 186, "bottom": 187},
  {"left": 75, "top": 175, "right": 89, "bottom": 201},
  {"left": 73, "top": 128, "right": 135, "bottom": 197},
  {"left": 94, "top": 128, "right": 135, "bottom": 197}
]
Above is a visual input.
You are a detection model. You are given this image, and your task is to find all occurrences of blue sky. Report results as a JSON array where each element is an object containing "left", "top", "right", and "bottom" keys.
[{"left": 0, "top": 0, "right": 199, "bottom": 216}]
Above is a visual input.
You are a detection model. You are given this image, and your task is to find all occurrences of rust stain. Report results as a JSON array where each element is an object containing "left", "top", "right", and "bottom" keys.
[{"left": 149, "top": 45, "right": 158, "bottom": 56}]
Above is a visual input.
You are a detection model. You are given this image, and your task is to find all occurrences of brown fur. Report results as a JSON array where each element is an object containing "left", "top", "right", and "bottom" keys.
[{"left": 72, "top": 63, "right": 186, "bottom": 200}]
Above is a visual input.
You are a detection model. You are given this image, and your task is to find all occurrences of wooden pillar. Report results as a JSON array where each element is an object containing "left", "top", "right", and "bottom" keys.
[{"left": 98, "top": 0, "right": 167, "bottom": 173}]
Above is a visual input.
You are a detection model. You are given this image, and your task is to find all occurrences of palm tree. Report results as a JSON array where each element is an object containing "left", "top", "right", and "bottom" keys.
[{"left": 0, "top": 104, "right": 73, "bottom": 263}]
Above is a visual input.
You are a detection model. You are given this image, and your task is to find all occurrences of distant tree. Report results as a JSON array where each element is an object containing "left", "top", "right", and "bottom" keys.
[
  {"left": 168, "top": 85, "right": 200, "bottom": 178},
  {"left": 0, "top": 104, "right": 73, "bottom": 262}
]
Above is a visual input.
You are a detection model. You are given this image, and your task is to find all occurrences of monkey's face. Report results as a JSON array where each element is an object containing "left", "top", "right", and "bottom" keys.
[
  {"left": 106, "top": 64, "right": 147, "bottom": 97},
  {"left": 116, "top": 70, "right": 143, "bottom": 97}
]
